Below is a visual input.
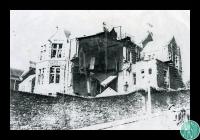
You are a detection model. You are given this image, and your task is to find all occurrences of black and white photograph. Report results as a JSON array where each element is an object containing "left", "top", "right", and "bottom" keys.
[{"left": 10, "top": 10, "right": 190, "bottom": 130}]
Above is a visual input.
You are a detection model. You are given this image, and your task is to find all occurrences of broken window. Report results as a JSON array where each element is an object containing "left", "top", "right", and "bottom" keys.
[{"left": 49, "top": 66, "right": 60, "bottom": 83}]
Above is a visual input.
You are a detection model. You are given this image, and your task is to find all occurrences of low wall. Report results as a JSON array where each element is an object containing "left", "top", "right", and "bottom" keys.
[{"left": 10, "top": 89, "right": 190, "bottom": 130}]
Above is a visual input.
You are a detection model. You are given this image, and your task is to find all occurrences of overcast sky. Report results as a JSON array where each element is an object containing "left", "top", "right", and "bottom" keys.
[{"left": 10, "top": 10, "right": 190, "bottom": 82}]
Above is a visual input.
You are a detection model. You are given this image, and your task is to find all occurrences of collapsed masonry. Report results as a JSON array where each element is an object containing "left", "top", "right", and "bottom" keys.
[{"left": 71, "top": 28, "right": 184, "bottom": 97}]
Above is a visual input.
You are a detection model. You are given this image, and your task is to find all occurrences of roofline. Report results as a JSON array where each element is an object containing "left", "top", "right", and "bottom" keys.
[{"left": 77, "top": 32, "right": 105, "bottom": 40}]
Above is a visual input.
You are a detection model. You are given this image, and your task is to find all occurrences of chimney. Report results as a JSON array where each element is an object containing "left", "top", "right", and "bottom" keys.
[
  {"left": 29, "top": 61, "right": 36, "bottom": 70},
  {"left": 103, "top": 22, "right": 108, "bottom": 32}
]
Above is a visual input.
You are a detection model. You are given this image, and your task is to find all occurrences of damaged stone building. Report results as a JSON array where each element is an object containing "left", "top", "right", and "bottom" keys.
[
  {"left": 71, "top": 28, "right": 142, "bottom": 97},
  {"left": 71, "top": 27, "right": 184, "bottom": 97},
  {"left": 22, "top": 24, "right": 184, "bottom": 97},
  {"left": 133, "top": 32, "right": 184, "bottom": 91}
]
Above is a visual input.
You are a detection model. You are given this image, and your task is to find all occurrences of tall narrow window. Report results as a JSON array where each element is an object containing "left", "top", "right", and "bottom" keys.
[
  {"left": 57, "top": 44, "right": 62, "bottom": 58},
  {"left": 38, "top": 69, "right": 41, "bottom": 84},
  {"left": 55, "top": 68, "right": 60, "bottom": 83},
  {"left": 49, "top": 66, "right": 60, "bottom": 83},
  {"left": 123, "top": 47, "right": 126, "bottom": 60},
  {"left": 41, "top": 68, "right": 45, "bottom": 84},
  {"left": 133, "top": 73, "right": 136, "bottom": 85},
  {"left": 49, "top": 67, "right": 55, "bottom": 83},
  {"left": 51, "top": 44, "right": 57, "bottom": 58}
]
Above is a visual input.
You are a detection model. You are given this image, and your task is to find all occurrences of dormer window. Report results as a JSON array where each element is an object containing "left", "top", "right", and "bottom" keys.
[{"left": 51, "top": 43, "right": 63, "bottom": 58}]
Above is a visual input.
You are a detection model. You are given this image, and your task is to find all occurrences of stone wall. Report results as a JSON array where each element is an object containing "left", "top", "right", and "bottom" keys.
[
  {"left": 151, "top": 89, "right": 190, "bottom": 114},
  {"left": 10, "top": 89, "right": 190, "bottom": 130}
]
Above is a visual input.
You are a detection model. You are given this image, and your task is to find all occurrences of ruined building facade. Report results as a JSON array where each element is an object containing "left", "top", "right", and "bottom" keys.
[
  {"left": 25, "top": 26, "right": 184, "bottom": 97},
  {"left": 71, "top": 28, "right": 142, "bottom": 97},
  {"left": 71, "top": 29, "right": 184, "bottom": 97}
]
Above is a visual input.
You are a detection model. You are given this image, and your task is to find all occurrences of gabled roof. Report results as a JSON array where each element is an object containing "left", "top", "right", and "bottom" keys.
[
  {"left": 20, "top": 68, "right": 35, "bottom": 81},
  {"left": 10, "top": 68, "right": 24, "bottom": 80},
  {"left": 77, "top": 32, "right": 105, "bottom": 40},
  {"left": 48, "top": 28, "right": 69, "bottom": 42},
  {"left": 77, "top": 28, "right": 118, "bottom": 40},
  {"left": 22, "top": 74, "right": 35, "bottom": 83}
]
